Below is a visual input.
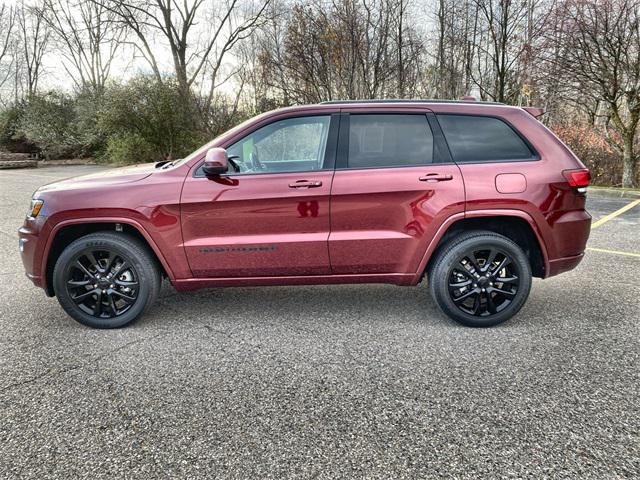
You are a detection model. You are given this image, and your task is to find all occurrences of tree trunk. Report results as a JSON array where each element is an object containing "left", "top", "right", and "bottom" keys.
[{"left": 621, "top": 134, "right": 637, "bottom": 188}]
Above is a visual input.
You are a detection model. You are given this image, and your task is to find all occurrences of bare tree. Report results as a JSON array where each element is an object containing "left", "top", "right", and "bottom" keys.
[
  {"left": 16, "top": 0, "right": 50, "bottom": 98},
  {"left": 39, "top": 0, "right": 125, "bottom": 92},
  {"left": 434, "top": 0, "right": 478, "bottom": 98},
  {"left": 93, "top": 0, "right": 271, "bottom": 98},
  {"left": 556, "top": 0, "right": 640, "bottom": 187},
  {"left": 0, "top": 4, "right": 17, "bottom": 97},
  {"left": 257, "top": 0, "right": 426, "bottom": 103},
  {"left": 470, "top": 0, "right": 547, "bottom": 102}
]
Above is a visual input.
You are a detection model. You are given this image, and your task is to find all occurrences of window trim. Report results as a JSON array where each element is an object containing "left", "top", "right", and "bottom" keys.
[
  {"left": 434, "top": 113, "right": 540, "bottom": 164},
  {"left": 193, "top": 113, "right": 340, "bottom": 178},
  {"left": 335, "top": 112, "right": 452, "bottom": 170}
]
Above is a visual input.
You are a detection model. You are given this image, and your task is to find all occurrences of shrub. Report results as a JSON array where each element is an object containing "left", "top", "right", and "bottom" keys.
[
  {"left": 14, "top": 92, "right": 81, "bottom": 160},
  {"left": 98, "top": 77, "right": 208, "bottom": 164},
  {"left": 0, "top": 91, "right": 106, "bottom": 159},
  {"left": 552, "top": 124, "right": 625, "bottom": 187},
  {"left": 103, "top": 132, "right": 157, "bottom": 165},
  {"left": 0, "top": 103, "right": 36, "bottom": 154},
  {"left": 72, "top": 88, "right": 108, "bottom": 157}
]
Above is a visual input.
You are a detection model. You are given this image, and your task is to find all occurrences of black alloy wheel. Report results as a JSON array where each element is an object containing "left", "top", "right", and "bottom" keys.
[
  {"left": 429, "top": 231, "right": 532, "bottom": 327},
  {"left": 447, "top": 247, "right": 520, "bottom": 317},
  {"left": 65, "top": 248, "right": 140, "bottom": 319},
  {"left": 53, "top": 232, "right": 161, "bottom": 328}
]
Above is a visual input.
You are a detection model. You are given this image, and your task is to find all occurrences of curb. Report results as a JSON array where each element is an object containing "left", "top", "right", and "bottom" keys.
[
  {"left": 0, "top": 160, "right": 38, "bottom": 170},
  {"left": 588, "top": 187, "right": 640, "bottom": 199}
]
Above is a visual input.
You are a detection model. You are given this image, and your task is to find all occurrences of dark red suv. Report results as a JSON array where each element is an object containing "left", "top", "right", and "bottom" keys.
[{"left": 18, "top": 100, "right": 591, "bottom": 328}]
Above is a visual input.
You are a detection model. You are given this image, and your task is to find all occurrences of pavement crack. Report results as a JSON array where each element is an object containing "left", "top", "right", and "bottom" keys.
[{"left": 0, "top": 331, "right": 170, "bottom": 394}]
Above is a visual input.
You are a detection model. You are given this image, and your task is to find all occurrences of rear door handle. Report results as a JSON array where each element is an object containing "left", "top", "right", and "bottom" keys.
[
  {"left": 419, "top": 173, "right": 453, "bottom": 182},
  {"left": 289, "top": 180, "right": 323, "bottom": 188}
]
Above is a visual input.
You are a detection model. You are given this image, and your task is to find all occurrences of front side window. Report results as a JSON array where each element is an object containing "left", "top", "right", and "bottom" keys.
[
  {"left": 437, "top": 114, "right": 536, "bottom": 162},
  {"left": 347, "top": 114, "right": 434, "bottom": 168},
  {"left": 226, "top": 116, "right": 330, "bottom": 174}
]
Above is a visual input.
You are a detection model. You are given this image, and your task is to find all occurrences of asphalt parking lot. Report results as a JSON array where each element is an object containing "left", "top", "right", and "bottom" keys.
[{"left": 0, "top": 165, "right": 638, "bottom": 479}]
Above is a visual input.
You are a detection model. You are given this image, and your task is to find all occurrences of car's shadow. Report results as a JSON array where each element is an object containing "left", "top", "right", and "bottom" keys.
[{"left": 145, "top": 281, "right": 457, "bottom": 330}]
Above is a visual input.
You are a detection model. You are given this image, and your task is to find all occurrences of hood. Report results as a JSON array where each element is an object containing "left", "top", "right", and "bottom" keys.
[{"left": 37, "top": 163, "right": 157, "bottom": 193}]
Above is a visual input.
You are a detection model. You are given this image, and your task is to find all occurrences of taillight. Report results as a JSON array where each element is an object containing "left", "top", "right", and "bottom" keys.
[{"left": 563, "top": 169, "right": 590, "bottom": 192}]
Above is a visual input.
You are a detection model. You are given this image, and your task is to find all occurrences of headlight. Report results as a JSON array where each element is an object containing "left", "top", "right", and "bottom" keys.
[{"left": 28, "top": 199, "right": 44, "bottom": 218}]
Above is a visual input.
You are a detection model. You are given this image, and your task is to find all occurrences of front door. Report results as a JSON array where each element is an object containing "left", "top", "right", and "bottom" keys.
[
  {"left": 328, "top": 110, "right": 465, "bottom": 274},
  {"left": 181, "top": 114, "right": 338, "bottom": 278}
]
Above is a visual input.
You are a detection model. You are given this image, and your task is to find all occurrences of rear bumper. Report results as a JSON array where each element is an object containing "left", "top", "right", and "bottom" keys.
[
  {"left": 547, "top": 252, "right": 584, "bottom": 277},
  {"left": 544, "top": 209, "right": 590, "bottom": 277}
]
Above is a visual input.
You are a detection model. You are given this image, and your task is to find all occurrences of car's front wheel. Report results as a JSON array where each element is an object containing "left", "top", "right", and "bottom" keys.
[
  {"left": 428, "top": 231, "right": 532, "bottom": 327},
  {"left": 53, "top": 232, "right": 161, "bottom": 328}
]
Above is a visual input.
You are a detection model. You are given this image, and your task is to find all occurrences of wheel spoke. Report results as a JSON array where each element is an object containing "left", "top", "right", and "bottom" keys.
[
  {"left": 455, "top": 264, "right": 474, "bottom": 279},
  {"left": 485, "top": 249, "right": 497, "bottom": 272},
  {"left": 75, "top": 260, "right": 93, "bottom": 279},
  {"left": 471, "top": 293, "right": 481, "bottom": 315},
  {"left": 103, "top": 251, "right": 116, "bottom": 273},
  {"left": 94, "top": 291, "right": 103, "bottom": 316},
  {"left": 491, "top": 257, "right": 510, "bottom": 276},
  {"left": 107, "top": 294, "right": 118, "bottom": 316},
  {"left": 114, "top": 279, "right": 139, "bottom": 288},
  {"left": 111, "top": 289, "right": 136, "bottom": 303},
  {"left": 73, "top": 288, "right": 97, "bottom": 303},
  {"left": 68, "top": 279, "right": 91, "bottom": 287},
  {"left": 85, "top": 252, "right": 100, "bottom": 271},
  {"left": 467, "top": 252, "right": 482, "bottom": 273},
  {"left": 449, "top": 279, "right": 472, "bottom": 289},
  {"left": 495, "top": 275, "right": 518, "bottom": 284},
  {"left": 486, "top": 292, "right": 497, "bottom": 314},
  {"left": 453, "top": 288, "right": 478, "bottom": 303},
  {"left": 112, "top": 261, "right": 129, "bottom": 279},
  {"left": 490, "top": 286, "right": 516, "bottom": 298}
]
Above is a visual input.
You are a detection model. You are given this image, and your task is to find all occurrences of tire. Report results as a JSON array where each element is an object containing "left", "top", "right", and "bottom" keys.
[
  {"left": 53, "top": 232, "right": 161, "bottom": 328},
  {"left": 428, "top": 230, "right": 532, "bottom": 327}
]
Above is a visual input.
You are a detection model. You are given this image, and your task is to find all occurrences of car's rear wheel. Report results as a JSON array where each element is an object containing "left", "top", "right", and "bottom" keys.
[
  {"left": 428, "top": 231, "right": 532, "bottom": 327},
  {"left": 53, "top": 232, "right": 161, "bottom": 328}
]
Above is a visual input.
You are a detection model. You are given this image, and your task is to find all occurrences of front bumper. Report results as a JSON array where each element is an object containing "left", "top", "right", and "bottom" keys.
[{"left": 18, "top": 218, "right": 47, "bottom": 289}]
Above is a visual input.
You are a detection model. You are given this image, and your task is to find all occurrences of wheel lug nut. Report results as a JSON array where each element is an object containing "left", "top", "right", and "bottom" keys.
[
  {"left": 481, "top": 288, "right": 485, "bottom": 292},
  {"left": 110, "top": 284, "right": 114, "bottom": 288},
  {"left": 473, "top": 283, "right": 477, "bottom": 288}
]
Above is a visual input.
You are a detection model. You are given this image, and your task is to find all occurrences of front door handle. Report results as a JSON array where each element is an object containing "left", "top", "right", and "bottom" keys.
[
  {"left": 419, "top": 173, "right": 453, "bottom": 182},
  {"left": 289, "top": 180, "right": 323, "bottom": 188}
]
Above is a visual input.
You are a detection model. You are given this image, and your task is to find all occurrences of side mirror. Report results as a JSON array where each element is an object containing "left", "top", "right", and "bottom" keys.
[{"left": 202, "top": 147, "right": 229, "bottom": 176}]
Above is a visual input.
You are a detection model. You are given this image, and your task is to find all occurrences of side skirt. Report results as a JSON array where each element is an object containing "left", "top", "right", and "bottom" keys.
[{"left": 172, "top": 273, "right": 417, "bottom": 291}]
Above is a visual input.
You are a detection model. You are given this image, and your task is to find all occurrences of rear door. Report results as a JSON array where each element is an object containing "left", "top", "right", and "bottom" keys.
[
  {"left": 181, "top": 114, "right": 339, "bottom": 277},
  {"left": 328, "top": 108, "right": 465, "bottom": 274}
]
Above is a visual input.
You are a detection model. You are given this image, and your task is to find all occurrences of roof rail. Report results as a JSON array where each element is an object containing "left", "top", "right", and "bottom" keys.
[{"left": 319, "top": 99, "right": 504, "bottom": 105}]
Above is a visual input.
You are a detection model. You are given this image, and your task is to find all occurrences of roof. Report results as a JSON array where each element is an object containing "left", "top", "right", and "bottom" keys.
[{"left": 320, "top": 99, "right": 504, "bottom": 105}]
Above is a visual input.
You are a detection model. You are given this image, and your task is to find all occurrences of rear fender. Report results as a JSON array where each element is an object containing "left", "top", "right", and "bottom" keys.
[{"left": 413, "top": 209, "right": 550, "bottom": 283}]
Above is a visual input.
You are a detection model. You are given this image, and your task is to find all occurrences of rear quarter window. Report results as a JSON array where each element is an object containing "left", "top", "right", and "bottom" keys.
[{"left": 437, "top": 114, "right": 536, "bottom": 163}]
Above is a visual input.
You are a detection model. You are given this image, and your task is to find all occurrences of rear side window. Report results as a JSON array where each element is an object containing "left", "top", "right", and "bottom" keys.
[
  {"left": 347, "top": 114, "right": 433, "bottom": 168},
  {"left": 437, "top": 114, "right": 536, "bottom": 162}
]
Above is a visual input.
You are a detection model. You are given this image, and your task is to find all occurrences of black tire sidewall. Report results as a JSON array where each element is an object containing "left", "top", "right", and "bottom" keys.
[
  {"left": 53, "top": 234, "right": 158, "bottom": 328},
  {"left": 430, "top": 233, "right": 532, "bottom": 327}
]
